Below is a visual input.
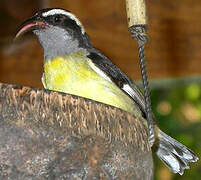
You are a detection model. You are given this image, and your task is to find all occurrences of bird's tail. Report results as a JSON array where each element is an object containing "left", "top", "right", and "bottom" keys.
[{"left": 156, "top": 129, "right": 199, "bottom": 175}]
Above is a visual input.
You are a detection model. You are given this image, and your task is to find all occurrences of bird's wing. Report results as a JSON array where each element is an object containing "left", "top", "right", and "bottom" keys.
[
  {"left": 41, "top": 73, "right": 47, "bottom": 89},
  {"left": 87, "top": 48, "right": 146, "bottom": 114}
]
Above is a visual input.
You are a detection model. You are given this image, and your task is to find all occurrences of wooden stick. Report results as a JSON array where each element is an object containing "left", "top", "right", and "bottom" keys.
[{"left": 126, "top": 0, "right": 147, "bottom": 28}]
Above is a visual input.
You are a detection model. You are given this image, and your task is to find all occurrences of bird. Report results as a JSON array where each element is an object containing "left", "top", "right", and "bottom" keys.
[{"left": 15, "top": 8, "right": 198, "bottom": 175}]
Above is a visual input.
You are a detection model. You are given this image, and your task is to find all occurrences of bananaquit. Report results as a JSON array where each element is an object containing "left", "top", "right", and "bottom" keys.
[{"left": 16, "top": 8, "right": 198, "bottom": 175}]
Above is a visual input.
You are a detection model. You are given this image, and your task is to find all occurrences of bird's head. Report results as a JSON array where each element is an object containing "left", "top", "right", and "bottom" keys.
[{"left": 16, "top": 8, "right": 91, "bottom": 59}]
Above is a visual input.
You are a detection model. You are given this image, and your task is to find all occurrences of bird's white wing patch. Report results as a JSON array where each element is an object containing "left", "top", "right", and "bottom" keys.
[
  {"left": 122, "top": 84, "right": 145, "bottom": 110},
  {"left": 42, "top": 9, "right": 85, "bottom": 34},
  {"left": 122, "top": 84, "right": 136, "bottom": 98},
  {"left": 87, "top": 59, "right": 112, "bottom": 82},
  {"left": 41, "top": 73, "right": 47, "bottom": 89}
]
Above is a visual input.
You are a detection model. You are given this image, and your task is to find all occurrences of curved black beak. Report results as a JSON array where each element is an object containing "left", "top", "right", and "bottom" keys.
[{"left": 15, "top": 15, "right": 47, "bottom": 40}]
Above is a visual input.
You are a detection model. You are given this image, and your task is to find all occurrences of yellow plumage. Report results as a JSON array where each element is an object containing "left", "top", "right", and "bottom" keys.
[{"left": 43, "top": 51, "right": 140, "bottom": 115}]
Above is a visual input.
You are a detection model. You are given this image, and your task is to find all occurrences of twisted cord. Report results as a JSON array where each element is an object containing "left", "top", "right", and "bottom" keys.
[{"left": 129, "top": 25, "right": 155, "bottom": 146}]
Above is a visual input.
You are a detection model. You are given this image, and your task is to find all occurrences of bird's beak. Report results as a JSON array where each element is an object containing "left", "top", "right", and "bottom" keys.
[{"left": 15, "top": 15, "right": 47, "bottom": 40}]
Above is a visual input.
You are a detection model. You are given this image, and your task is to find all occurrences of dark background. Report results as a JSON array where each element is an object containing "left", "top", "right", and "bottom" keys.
[{"left": 0, "top": 1, "right": 200, "bottom": 179}]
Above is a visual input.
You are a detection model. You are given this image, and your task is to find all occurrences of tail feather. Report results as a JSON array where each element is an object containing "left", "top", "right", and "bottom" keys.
[{"left": 156, "top": 129, "right": 199, "bottom": 175}]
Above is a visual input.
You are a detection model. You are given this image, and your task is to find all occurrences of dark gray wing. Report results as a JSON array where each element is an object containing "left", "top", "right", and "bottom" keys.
[{"left": 87, "top": 48, "right": 146, "bottom": 114}]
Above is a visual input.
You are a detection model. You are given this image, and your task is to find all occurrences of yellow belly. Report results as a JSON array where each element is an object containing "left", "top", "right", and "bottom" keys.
[{"left": 43, "top": 55, "right": 140, "bottom": 115}]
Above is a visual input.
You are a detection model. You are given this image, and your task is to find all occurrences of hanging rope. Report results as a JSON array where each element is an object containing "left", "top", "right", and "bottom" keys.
[{"left": 126, "top": 0, "right": 156, "bottom": 146}]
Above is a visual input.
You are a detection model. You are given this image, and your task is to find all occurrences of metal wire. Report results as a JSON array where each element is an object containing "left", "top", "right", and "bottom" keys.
[{"left": 129, "top": 25, "right": 155, "bottom": 146}]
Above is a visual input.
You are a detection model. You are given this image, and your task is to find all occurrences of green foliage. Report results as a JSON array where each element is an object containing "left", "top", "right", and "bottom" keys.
[{"left": 151, "top": 83, "right": 201, "bottom": 180}]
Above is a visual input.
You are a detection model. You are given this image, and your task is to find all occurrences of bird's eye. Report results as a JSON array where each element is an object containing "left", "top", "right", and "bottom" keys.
[{"left": 54, "top": 15, "right": 62, "bottom": 23}]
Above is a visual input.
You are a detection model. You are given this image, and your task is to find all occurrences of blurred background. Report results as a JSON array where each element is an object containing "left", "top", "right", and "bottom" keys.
[{"left": 0, "top": 0, "right": 200, "bottom": 179}]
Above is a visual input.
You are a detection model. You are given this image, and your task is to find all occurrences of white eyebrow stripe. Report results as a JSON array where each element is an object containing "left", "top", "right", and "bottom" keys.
[{"left": 42, "top": 9, "right": 85, "bottom": 34}]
